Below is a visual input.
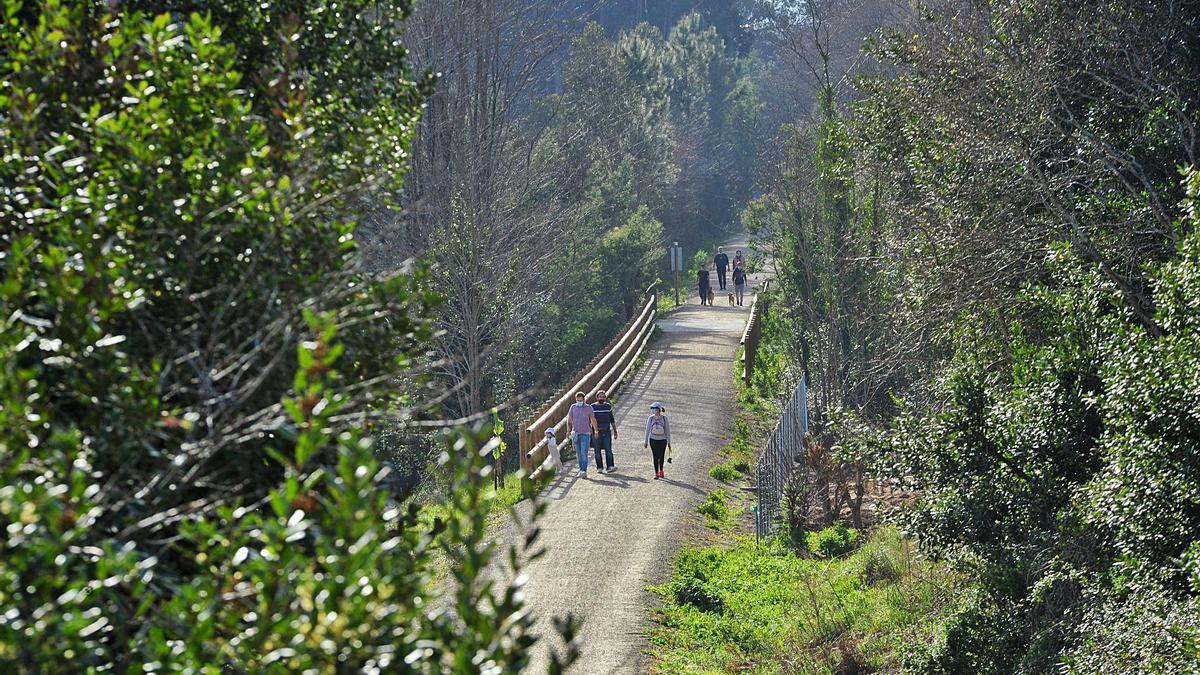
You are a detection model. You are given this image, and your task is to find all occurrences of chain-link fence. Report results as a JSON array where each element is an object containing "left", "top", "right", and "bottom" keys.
[{"left": 755, "top": 376, "right": 809, "bottom": 542}]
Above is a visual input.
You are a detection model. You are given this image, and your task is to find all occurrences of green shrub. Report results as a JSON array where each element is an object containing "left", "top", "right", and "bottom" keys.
[
  {"left": 0, "top": 4, "right": 571, "bottom": 670},
  {"left": 1060, "top": 590, "right": 1200, "bottom": 675},
  {"left": 903, "top": 589, "right": 1026, "bottom": 675},
  {"left": 859, "top": 544, "right": 902, "bottom": 586},
  {"left": 806, "top": 522, "right": 860, "bottom": 558},
  {"left": 696, "top": 489, "right": 731, "bottom": 528},
  {"left": 671, "top": 576, "right": 726, "bottom": 615},
  {"left": 669, "top": 548, "right": 725, "bottom": 614},
  {"left": 885, "top": 169, "right": 1200, "bottom": 671},
  {"left": 709, "top": 460, "right": 740, "bottom": 482}
]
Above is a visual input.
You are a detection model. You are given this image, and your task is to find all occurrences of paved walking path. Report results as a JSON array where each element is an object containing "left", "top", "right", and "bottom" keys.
[{"left": 493, "top": 237, "right": 763, "bottom": 673}]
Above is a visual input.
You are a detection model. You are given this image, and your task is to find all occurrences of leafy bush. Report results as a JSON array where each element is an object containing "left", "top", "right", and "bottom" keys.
[
  {"left": 671, "top": 576, "right": 726, "bottom": 615},
  {"left": 709, "top": 460, "right": 741, "bottom": 482},
  {"left": 859, "top": 543, "right": 902, "bottom": 586},
  {"left": 880, "top": 168, "right": 1200, "bottom": 673},
  {"left": 806, "top": 522, "right": 860, "bottom": 558},
  {"left": 696, "top": 489, "right": 731, "bottom": 529},
  {"left": 670, "top": 548, "right": 725, "bottom": 614},
  {"left": 0, "top": 3, "right": 571, "bottom": 670},
  {"left": 0, "top": 311, "right": 569, "bottom": 670},
  {"left": 1060, "top": 590, "right": 1200, "bottom": 675}
]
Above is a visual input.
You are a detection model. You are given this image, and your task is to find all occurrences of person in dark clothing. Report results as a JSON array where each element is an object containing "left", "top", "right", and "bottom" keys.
[
  {"left": 591, "top": 389, "right": 619, "bottom": 473},
  {"left": 732, "top": 266, "right": 747, "bottom": 306},
  {"left": 714, "top": 247, "right": 729, "bottom": 290},
  {"left": 698, "top": 266, "right": 711, "bottom": 305}
]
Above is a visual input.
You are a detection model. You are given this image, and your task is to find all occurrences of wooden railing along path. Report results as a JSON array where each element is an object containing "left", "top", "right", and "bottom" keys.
[
  {"left": 520, "top": 285, "right": 659, "bottom": 476},
  {"left": 738, "top": 279, "right": 769, "bottom": 387}
]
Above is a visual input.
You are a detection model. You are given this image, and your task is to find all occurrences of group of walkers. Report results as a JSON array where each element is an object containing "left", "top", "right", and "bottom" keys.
[
  {"left": 698, "top": 246, "right": 749, "bottom": 306},
  {"left": 547, "top": 390, "right": 673, "bottom": 480},
  {"left": 539, "top": 245, "right": 750, "bottom": 481}
]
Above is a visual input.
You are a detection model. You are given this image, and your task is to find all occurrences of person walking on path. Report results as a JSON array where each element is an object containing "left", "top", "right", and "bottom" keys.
[
  {"left": 591, "top": 389, "right": 619, "bottom": 473},
  {"left": 697, "top": 265, "right": 711, "bottom": 306},
  {"left": 733, "top": 249, "right": 746, "bottom": 271},
  {"left": 714, "top": 247, "right": 730, "bottom": 291},
  {"left": 732, "top": 266, "right": 747, "bottom": 306},
  {"left": 568, "top": 391, "right": 599, "bottom": 478},
  {"left": 644, "top": 402, "right": 672, "bottom": 480}
]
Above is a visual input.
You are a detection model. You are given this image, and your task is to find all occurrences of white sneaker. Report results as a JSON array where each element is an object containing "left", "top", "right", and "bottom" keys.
[
  {"left": 606, "top": 466, "right": 617, "bottom": 474},
  {"left": 580, "top": 471, "right": 588, "bottom": 479}
]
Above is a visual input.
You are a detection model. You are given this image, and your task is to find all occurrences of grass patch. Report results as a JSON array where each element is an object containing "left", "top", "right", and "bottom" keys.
[
  {"left": 709, "top": 460, "right": 740, "bottom": 482},
  {"left": 414, "top": 478, "right": 527, "bottom": 536},
  {"left": 487, "top": 480, "right": 526, "bottom": 525},
  {"left": 649, "top": 527, "right": 964, "bottom": 674},
  {"left": 414, "top": 477, "right": 529, "bottom": 585},
  {"left": 657, "top": 289, "right": 681, "bottom": 314},
  {"left": 709, "top": 345, "right": 780, "bottom": 487},
  {"left": 696, "top": 489, "right": 735, "bottom": 531},
  {"left": 806, "top": 522, "right": 860, "bottom": 559}
]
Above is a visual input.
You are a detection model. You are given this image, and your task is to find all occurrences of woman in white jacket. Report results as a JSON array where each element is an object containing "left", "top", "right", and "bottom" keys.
[{"left": 644, "top": 402, "right": 672, "bottom": 479}]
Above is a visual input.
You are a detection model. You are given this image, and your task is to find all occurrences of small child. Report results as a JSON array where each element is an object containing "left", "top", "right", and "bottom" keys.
[{"left": 544, "top": 427, "right": 564, "bottom": 471}]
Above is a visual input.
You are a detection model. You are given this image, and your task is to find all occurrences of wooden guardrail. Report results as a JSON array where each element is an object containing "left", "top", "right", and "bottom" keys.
[
  {"left": 739, "top": 279, "right": 770, "bottom": 387},
  {"left": 520, "top": 285, "right": 659, "bottom": 476}
]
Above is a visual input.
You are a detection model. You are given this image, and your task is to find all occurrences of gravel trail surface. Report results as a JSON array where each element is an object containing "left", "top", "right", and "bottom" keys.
[{"left": 493, "top": 237, "right": 763, "bottom": 674}]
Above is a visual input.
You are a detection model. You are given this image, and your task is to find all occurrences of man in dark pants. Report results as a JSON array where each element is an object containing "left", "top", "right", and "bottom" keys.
[
  {"left": 714, "top": 247, "right": 730, "bottom": 291},
  {"left": 591, "top": 389, "right": 618, "bottom": 473}
]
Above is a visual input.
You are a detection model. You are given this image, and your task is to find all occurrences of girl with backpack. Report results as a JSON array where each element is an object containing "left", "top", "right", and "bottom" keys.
[{"left": 644, "top": 402, "right": 672, "bottom": 479}]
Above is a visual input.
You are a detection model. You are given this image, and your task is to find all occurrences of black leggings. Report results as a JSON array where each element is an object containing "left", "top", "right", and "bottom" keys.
[{"left": 649, "top": 439, "right": 668, "bottom": 472}]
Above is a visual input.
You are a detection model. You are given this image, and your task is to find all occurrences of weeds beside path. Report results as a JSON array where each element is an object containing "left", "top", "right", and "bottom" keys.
[
  {"left": 649, "top": 528, "right": 963, "bottom": 673},
  {"left": 647, "top": 282, "right": 965, "bottom": 673}
]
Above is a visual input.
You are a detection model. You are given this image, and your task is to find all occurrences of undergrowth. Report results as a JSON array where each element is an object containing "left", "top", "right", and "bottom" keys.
[
  {"left": 697, "top": 489, "right": 736, "bottom": 531},
  {"left": 709, "top": 343, "right": 781, "bottom": 486},
  {"left": 658, "top": 290, "right": 963, "bottom": 673},
  {"left": 650, "top": 527, "right": 963, "bottom": 674}
]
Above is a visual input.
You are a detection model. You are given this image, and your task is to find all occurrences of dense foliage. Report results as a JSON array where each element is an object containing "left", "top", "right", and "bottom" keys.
[
  {"left": 595, "top": 0, "right": 755, "bottom": 55},
  {"left": 748, "top": 0, "right": 1200, "bottom": 670},
  {"left": 1, "top": 1, "right": 570, "bottom": 670},
  {"left": 515, "top": 14, "right": 762, "bottom": 381}
]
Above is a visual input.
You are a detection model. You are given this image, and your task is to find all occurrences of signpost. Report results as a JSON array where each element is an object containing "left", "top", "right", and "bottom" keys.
[{"left": 668, "top": 242, "right": 683, "bottom": 306}]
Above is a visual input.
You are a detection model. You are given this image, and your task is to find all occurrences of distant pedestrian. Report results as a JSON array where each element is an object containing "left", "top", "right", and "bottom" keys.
[
  {"left": 591, "top": 389, "right": 619, "bottom": 473},
  {"left": 732, "top": 266, "right": 747, "bottom": 306},
  {"left": 544, "top": 427, "right": 564, "bottom": 471},
  {"left": 568, "top": 391, "right": 598, "bottom": 479},
  {"left": 733, "top": 249, "right": 746, "bottom": 270},
  {"left": 644, "top": 402, "right": 672, "bottom": 479},
  {"left": 714, "top": 247, "right": 730, "bottom": 291},
  {"left": 697, "top": 265, "right": 711, "bottom": 306}
]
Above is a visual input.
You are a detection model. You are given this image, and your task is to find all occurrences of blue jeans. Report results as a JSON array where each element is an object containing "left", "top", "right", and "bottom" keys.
[
  {"left": 573, "top": 433, "right": 592, "bottom": 472},
  {"left": 592, "top": 429, "right": 614, "bottom": 469}
]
